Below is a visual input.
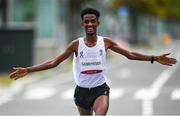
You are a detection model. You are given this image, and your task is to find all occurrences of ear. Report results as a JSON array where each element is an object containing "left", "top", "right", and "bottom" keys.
[{"left": 97, "top": 21, "right": 100, "bottom": 26}]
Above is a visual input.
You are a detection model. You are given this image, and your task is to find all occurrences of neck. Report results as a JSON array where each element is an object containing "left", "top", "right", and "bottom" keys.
[
  {"left": 84, "top": 35, "right": 97, "bottom": 47},
  {"left": 85, "top": 34, "right": 97, "bottom": 42}
]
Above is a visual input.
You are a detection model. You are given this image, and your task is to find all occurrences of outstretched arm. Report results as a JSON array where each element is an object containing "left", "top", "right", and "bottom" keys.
[
  {"left": 104, "top": 38, "right": 177, "bottom": 66},
  {"left": 10, "top": 40, "right": 78, "bottom": 80}
]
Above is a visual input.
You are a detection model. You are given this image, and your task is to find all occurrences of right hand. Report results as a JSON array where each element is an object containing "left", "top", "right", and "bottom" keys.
[{"left": 9, "top": 67, "right": 28, "bottom": 80}]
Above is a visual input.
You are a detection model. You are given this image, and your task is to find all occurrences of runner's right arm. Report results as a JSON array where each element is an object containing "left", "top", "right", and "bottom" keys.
[{"left": 10, "top": 40, "right": 78, "bottom": 80}]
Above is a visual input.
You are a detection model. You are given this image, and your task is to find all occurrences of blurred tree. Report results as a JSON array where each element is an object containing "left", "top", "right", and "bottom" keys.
[
  {"left": 22, "top": 0, "right": 35, "bottom": 21},
  {"left": 110, "top": 0, "right": 180, "bottom": 20},
  {"left": 109, "top": 0, "right": 180, "bottom": 43},
  {"left": 13, "top": 0, "right": 35, "bottom": 22}
]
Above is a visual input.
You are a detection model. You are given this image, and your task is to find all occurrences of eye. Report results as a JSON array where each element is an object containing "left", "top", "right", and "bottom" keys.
[
  {"left": 91, "top": 19, "right": 96, "bottom": 23},
  {"left": 84, "top": 20, "right": 89, "bottom": 24}
]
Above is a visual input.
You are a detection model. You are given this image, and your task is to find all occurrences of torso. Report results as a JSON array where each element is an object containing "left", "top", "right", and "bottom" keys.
[
  {"left": 73, "top": 37, "right": 110, "bottom": 56},
  {"left": 72, "top": 36, "right": 107, "bottom": 88}
]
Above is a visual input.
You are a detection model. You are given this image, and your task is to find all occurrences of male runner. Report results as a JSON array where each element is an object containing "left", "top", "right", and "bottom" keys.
[{"left": 10, "top": 8, "right": 177, "bottom": 115}]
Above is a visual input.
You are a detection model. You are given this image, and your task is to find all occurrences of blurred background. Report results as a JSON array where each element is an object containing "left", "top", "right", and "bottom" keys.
[{"left": 0, "top": 0, "right": 180, "bottom": 115}]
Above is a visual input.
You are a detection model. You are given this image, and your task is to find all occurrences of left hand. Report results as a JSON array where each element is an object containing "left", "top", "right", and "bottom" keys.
[{"left": 155, "top": 53, "right": 177, "bottom": 66}]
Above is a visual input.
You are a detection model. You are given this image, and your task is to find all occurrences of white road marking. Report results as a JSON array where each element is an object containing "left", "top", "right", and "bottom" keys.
[
  {"left": 150, "top": 66, "right": 178, "bottom": 91},
  {"left": 0, "top": 81, "right": 23, "bottom": 106},
  {"left": 134, "top": 55, "right": 179, "bottom": 116},
  {"left": 142, "top": 100, "right": 153, "bottom": 116},
  {"left": 0, "top": 74, "right": 47, "bottom": 105},
  {"left": 60, "top": 87, "right": 124, "bottom": 100},
  {"left": 60, "top": 88, "right": 74, "bottom": 100},
  {"left": 0, "top": 91, "right": 13, "bottom": 106},
  {"left": 170, "top": 51, "right": 180, "bottom": 101},
  {"left": 117, "top": 68, "right": 132, "bottom": 79},
  {"left": 171, "top": 89, "right": 180, "bottom": 100},
  {"left": 23, "top": 87, "right": 56, "bottom": 100},
  {"left": 134, "top": 88, "right": 158, "bottom": 100},
  {"left": 110, "top": 88, "right": 124, "bottom": 99},
  {"left": 134, "top": 89, "right": 156, "bottom": 116}
]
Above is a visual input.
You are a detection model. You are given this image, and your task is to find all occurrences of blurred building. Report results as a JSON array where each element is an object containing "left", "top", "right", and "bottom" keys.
[
  {"left": 0, "top": 0, "right": 113, "bottom": 64},
  {"left": 0, "top": 0, "right": 68, "bottom": 70}
]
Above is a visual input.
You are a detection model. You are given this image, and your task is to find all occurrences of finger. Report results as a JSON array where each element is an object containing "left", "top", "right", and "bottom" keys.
[
  {"left": 13, "top": 67, "right": 21, "bottom": 70},
  {"left": 165, "top": 60, "right": 175, "bottom": 64},
  {"left": 169, "top": 58, "right": 177, "bottom": 61},
  {"left": 168, "top": 59, "right": 177, "bottom": 64},
  {"left": 162, "top": 61, "right": 173, "bottom": 66},
  {"left": 14, "top": 74, "right": 22, "bottom": 80},
  {"left": 14, "top": 77, "right": 20, "bottom": 80},
  {"left": 169, "top": 61, "right": 177, "bottom": 64},
  {"left": 16, "top": 75, "right": 23, "bottom": 80},
  {"left": 171, "top": 60, "right": 177, "bottom": 64},
  {"left": 13, "top": 67, "right": 17, "bottom": 70},
  {"left": 163, "top": 53, "right": 171, "bottom": 57},
  {"left": 172, "top": 58, "right": 177, "bottom": 62},
  {"left": 164, "top": 62, "right": 172, "bottom": 66},
  {"left": 163, "top": 57, "right": 176, "bottom": 63},
  {"left": 9, "top": 72, "right": 18, "bottom": 79}
]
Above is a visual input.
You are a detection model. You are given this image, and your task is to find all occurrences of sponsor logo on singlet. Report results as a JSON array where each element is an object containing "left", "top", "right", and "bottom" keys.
[{"left": 81, "top": 61, "right": 101, "bottom": 66}]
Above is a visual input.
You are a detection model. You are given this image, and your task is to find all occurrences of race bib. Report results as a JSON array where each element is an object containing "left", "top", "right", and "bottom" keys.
[{"left": 80, "top": 57, "right": 103, "bottom": 72}]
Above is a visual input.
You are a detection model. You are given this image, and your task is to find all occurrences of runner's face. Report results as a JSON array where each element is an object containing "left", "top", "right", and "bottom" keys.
[{"left": 81, "top": 14, "right": 99, "bottom": 36}]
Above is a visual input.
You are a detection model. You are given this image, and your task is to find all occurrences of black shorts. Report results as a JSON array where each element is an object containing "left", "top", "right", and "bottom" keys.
[{"left": 73, "top": 83, "right": 110, "bottom": 111}]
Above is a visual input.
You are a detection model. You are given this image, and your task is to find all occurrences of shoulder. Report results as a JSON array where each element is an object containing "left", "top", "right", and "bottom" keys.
[
  {"left": 102, "top": 37, "right": 117, "bottom": 49},
  {"left": 103, "top": 37, "right": 112, "bottom": 42},
  {"left": 70, "top": 39, "right": 79, "bottom": 46},
  {"left": 103, "top": 37, "right": 116, "bottom": 45},
  {"left": 67, "top": 38, "right": 79, "bottom": 52}
]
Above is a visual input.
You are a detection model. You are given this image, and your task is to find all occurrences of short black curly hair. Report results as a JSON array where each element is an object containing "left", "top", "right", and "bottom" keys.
[{"left": 80, "top": 8, "right": 100, "bottom": 20}]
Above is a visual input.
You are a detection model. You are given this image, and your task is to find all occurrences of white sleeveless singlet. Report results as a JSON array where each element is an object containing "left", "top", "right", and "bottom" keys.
[{"left": 72, "top": 36, "right": 107, "bottom": 88}]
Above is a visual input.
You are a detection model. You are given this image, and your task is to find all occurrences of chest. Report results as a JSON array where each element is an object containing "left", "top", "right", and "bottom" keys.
[{"left": 78, "top": 46, "right": 104, "bottom": 58}]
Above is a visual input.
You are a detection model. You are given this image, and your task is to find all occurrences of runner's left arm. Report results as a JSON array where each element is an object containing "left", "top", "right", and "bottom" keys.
[{"left": 104, "top": 38, "right": 177, "bottom": 66}]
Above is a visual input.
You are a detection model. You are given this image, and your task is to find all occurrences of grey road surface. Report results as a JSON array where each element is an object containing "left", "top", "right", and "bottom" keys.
[{"left": 0, "top": 41, "right": 180, "bottom": 115}]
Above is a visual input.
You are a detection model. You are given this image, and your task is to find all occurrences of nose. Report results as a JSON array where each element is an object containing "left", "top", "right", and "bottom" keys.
[{"left": 87, "top": 22, "right": 93, "bottom": 26}]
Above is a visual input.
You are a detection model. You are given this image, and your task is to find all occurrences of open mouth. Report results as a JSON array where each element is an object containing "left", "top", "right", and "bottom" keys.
[{"left": 87, "top": 27, "right": 94, "bottom": 33}]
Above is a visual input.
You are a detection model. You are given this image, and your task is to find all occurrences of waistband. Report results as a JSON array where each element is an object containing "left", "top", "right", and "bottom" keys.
[{"left": 76, "top": 83, "right": 107, "bottom": 91}]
